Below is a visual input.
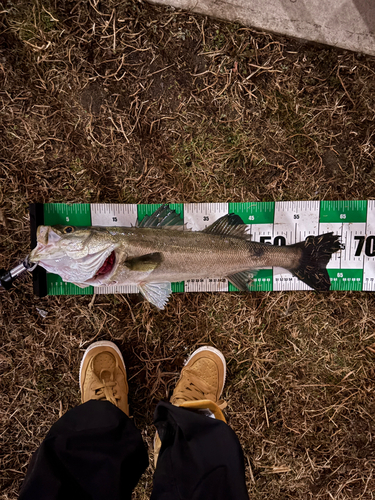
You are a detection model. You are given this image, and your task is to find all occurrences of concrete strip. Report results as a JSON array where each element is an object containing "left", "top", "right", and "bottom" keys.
[{"left": 149, "top": 0, "right": 375, "bottom": 56}]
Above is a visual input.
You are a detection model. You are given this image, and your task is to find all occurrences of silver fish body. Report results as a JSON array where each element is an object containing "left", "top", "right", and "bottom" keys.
[
  {"left": 104, "top": 227, "right": 301, "bottom": 284},
  {"left": 29, "top": 207, "right": 342, "bottom": 309}
]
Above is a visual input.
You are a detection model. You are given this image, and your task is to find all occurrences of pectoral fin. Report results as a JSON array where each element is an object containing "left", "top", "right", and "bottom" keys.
[
  {"left": 227, "top": 270, "right": 255, "bottom": 291},
  {"left": 124, "top": 252, "right": 163, "bottom": 272},
  {"left": 138, "top": 282, "right": 172, "bottom": 309}
]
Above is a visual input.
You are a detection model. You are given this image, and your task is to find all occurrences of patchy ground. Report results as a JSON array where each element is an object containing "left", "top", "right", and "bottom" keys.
[{"left": 1, "top": 1, "right": 375, "bottom": 499}]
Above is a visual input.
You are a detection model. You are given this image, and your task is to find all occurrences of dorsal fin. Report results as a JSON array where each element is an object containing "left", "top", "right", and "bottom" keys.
[
  {"left": 203, "top": 214, "right": 248, "bottom": 238},
  {"left": 137, "top": 205, "right": 184, "bottom": 229}
]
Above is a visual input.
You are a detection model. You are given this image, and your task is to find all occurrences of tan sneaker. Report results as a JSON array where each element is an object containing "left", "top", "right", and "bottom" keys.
[
  {"left": 170, "top": 346, "right": 227, "bottom": 421},
  {"left": 79, "top": 341, "right": 129, "bottom": 415},
  {"left": 154, "top": 346, "right": 227, "bottom": 466}
]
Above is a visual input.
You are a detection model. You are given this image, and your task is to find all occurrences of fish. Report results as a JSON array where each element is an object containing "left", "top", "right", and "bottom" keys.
[{"left": 29, "top": 205, "right": 343, "bottom": 309}]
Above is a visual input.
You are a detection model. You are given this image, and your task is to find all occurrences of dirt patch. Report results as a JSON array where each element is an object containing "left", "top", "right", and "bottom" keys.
[
  {"left": 1, "top": 1, "right": 375, "bottom": 499},
  {"left": 81, "top": 81, "right": 105, "bottom": 114}
]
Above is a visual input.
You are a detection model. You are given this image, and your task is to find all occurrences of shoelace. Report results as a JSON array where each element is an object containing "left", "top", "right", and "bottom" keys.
[
  {"left": 172, "top": 368, "right": 227, "bottom": 409},
  {"left": 91, "top": 378, "right": 119, "bottom": 407}
]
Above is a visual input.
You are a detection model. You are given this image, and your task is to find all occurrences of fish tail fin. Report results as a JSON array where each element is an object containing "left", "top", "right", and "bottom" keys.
[{"left": 289, "top": 233, "right": 343, "bottom": 291}]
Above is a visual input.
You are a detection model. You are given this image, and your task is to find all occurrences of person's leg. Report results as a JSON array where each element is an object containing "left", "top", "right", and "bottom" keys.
[
  {"left": 152, "top": 346, "right": 249, "bottom": 500},
  {"left": 19, "top": 341, "right": 148, "bottom": 500}
]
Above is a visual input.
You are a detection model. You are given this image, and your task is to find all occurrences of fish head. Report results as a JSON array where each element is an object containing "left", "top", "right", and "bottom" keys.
[{"left": 30, "top": 225, "right": 120, "bottom": 285}]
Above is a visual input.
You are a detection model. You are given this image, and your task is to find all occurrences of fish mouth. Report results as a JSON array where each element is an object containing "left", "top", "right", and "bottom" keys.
[{"left": 93, "top": 250, "right": 116, "bottom": 280}]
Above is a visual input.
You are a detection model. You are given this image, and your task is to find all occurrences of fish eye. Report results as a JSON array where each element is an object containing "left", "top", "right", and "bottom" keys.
[{"left": 63, "top": 226, "right": 75, "bottom": 234}]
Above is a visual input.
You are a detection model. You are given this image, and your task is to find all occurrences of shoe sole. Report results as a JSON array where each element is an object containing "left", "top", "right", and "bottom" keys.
[
  {"left": 79, "top": 340, "right": 126, "bottom": 389},
  {"left": 185, "top": 345, "right": 227, "bottom": 393}
]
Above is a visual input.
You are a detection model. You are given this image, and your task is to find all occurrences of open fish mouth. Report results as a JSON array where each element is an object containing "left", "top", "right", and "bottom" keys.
[{"left": 93, "top": 250, "right": 116, "bottom": 279}]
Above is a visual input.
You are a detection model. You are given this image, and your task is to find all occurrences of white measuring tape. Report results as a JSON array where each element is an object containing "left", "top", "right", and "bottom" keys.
[{"left": 83, "top": 201, "right": 375, "bottom": 294}]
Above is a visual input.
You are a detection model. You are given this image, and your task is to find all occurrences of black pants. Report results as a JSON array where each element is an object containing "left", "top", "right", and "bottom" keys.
[{"left": 19, "top": 400, "right": 249, "bottom": 500}]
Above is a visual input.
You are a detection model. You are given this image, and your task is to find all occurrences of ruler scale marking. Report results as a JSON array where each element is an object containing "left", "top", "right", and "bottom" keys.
[{"left": 40, "top": 201, "right": 372, "bottom": 295}]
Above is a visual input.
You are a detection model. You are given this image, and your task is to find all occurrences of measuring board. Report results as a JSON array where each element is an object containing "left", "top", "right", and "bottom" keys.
[{"left": 29, "top": 201, "right": 375, "bottom": 297}]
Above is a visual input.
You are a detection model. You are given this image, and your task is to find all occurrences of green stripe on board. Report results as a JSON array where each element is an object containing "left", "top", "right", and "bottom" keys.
[
  {"left": 328, "top": 269, "right": 363, "bottom": 291},
  {"left": 137, "top": 203, "right": 184, "bottom": 224},
  {"left": 228, "top": 202, "right": 275, "bottom": 224},
  {"left": 319, "top": 200, "right": 367, "bottom": 223},
  {"left": 47, "top": 274, "right": 94, "bottom": 295},
  {"left": 44, "top": 203, "right": 92, "bottom": 226},
  {"left": 44, "top": 204, "right": 92, "bottom": 295},
  {"left": 171, "top": 281, "right": 185, "bottom": 293},
  {"left": 228, "top": 270, "right": 273, "bottom": 292}
]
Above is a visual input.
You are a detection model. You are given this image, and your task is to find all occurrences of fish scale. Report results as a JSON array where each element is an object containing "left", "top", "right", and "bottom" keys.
[{"left": 106, "top": 227, "right": 299, "bottom": 285}]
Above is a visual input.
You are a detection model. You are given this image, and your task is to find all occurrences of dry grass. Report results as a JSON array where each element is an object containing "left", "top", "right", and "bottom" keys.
[{"left": 1, "top": 1, "right": 375, "bottom": 499}]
